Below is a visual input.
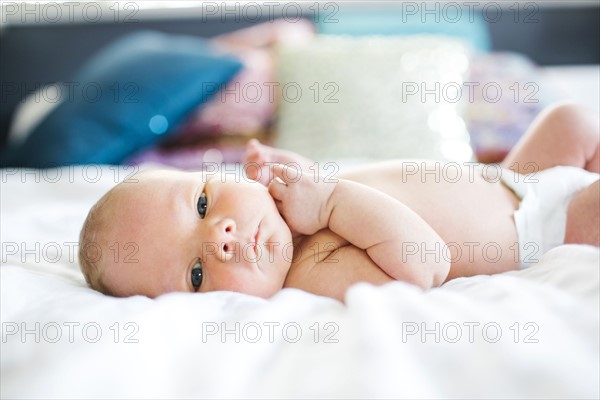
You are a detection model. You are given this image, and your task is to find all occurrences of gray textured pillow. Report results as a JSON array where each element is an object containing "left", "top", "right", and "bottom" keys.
[{"left": 274, "top": 35, "right": 474, "bottom": 162}]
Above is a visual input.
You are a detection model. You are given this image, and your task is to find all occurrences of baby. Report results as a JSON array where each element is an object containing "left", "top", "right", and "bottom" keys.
[{"left": 79, "top": 103, "right": 600, "bottom": 301}]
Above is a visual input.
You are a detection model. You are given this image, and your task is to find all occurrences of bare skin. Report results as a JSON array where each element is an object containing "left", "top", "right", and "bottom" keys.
[
  {"left": 501, "top": 103, "right": 599, "bottom": 246},
  {"left": 245, "top": 143, "right": 520, "bottom": 299},
  {"left": 94, "top": 104, "right": 598, "bottom": 302},
  {"left": 93, "top": 24, "right": 597, "bottom": 301},
  {"left": 244, "top": 103, "right": 600, "bottom": 300}
]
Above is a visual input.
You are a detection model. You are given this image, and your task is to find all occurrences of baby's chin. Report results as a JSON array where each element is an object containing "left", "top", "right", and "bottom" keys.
[{"left": 255, "top": 262, "right": 291, "bottom": 299}]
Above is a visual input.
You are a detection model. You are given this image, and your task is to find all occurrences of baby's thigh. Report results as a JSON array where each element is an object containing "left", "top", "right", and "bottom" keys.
[{"left": 565, "top": 180, "right": 600, "bottom": 246}]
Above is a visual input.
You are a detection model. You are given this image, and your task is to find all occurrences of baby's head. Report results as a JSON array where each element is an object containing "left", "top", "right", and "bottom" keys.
[{"left": 79, "top": 169, "right": 292, "bottom": 298}]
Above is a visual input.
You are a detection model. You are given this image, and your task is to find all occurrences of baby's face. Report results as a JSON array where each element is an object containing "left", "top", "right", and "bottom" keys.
[{"left": 102, "top": 169, "right": 292, "bottom": 298}]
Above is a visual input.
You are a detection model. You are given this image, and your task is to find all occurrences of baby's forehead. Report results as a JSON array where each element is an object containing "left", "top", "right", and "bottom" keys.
[
  {"left": 109, "top": 169, "right": 184, "bottom": 204},
  {"left": 111, "top": 168, "right": 216, "bottom": 208},
  {"left": 104, "top": 169, "right": 189, "bottom": 231},
  {"left": 130, "top": 168, "right": 246, "bottom": 185}
]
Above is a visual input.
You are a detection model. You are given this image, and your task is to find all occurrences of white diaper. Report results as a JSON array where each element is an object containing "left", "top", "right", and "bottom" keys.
[{"left": 499, "top": 166, "right": 599, "bottom": 268}]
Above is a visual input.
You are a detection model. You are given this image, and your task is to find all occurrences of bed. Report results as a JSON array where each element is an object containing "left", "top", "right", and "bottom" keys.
[
  {"left": 1, "top": 161, "right": 599, "bottom": 399},
  {"left": 2, "top": 11, "right": 600, "bottom": 399}
]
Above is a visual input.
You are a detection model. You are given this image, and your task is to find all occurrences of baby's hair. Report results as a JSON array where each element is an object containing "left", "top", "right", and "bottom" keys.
[{"left": 78, "top": 184, "right": 121, "bottom": 296}]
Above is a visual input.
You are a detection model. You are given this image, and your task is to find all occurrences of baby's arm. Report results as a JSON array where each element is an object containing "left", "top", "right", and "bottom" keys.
[{"left": 269, "top": 164, "right": 450, "bottom": 289}]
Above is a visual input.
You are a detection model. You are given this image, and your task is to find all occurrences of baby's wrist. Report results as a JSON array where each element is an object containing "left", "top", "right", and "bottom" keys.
[{"left": 317, "top": 178, "right": 340, "bottom": 230}]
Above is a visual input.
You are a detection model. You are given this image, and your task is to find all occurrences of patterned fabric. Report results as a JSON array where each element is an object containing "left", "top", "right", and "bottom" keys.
[{"left": 464, "top": 52, "right": 557, "bottom": 163}]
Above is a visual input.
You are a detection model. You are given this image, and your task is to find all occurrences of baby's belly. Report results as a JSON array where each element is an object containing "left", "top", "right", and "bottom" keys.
[{"left": 340, "top": 160, "right": 521, "bottom": 279}]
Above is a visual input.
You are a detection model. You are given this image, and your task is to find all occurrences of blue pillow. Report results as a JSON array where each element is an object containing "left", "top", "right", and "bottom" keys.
[
  {"left": 315, "top": 9, "right": 491, "bottom": 52},
  {"left": 1, "top": 31, "right": 243, "bottom": 168}
]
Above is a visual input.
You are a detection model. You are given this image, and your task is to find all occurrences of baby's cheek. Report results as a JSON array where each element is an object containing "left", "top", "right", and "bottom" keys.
[{"left": 209, "top": 265, "right": 246, "bottom": 292}]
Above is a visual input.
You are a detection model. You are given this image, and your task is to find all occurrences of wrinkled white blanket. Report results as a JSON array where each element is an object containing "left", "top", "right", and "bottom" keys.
[{"left": 1, "top": 166, "right": 598, "bottom": 399}]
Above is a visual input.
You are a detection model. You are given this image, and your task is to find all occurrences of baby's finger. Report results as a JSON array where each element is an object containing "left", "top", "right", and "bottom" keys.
[
  {"left": 268, "top": 175, "right": 287, "bottom": 200},
  {"left": 247, "top": 138, "right": 262, "bottom": 149},
  {"left": 270, "top": 163, "right": 301, "bottom": 185},
  {"left": 244, "top": 138, "right": 260, "bottom": 155},
  {"left": 244, "top": 161, "right": 262, "bottom": 182}
]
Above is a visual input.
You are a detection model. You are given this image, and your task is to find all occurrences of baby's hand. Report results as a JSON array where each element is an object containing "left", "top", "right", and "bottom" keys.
[
  {"left": 268, "top": 163, "right": 337, "bottom": 235},
  {"left": 243, "top": 139, "right": 317, "bottom": 187},
  {"left": 243, "top": 139, "right": 272, "bottom": 186}
]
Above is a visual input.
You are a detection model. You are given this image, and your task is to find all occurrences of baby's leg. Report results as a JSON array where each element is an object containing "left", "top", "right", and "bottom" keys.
[
  {"left": 243, "top": 139, "right": 315, "bottom": 185},
  {"left": 502, "top": 103, "right": 600, "bottom": 174},
  {"left": 502, "top": 103, "right": 600, "bottom": 247},
  {"left": 564, "top": 180, "right": 600, "bottom": 246}
]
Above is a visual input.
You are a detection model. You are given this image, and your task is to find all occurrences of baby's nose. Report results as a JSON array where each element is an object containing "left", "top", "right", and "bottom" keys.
[{"left": 211, "top": 219, "right": 237, "bottom": 262}]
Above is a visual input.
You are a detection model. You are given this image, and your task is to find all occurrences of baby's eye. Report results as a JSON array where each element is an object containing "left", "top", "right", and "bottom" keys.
[
  {"left": 197, "top": 192, "right": 208, "bottom": 219},
  {"left": 191, "top": 260, "right": 203, "bottom": 291}
]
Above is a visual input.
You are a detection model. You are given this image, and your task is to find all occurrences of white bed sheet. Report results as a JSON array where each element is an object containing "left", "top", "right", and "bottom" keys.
[{"left": 1, "top": 165, "right": 599, "bottom": 399}]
